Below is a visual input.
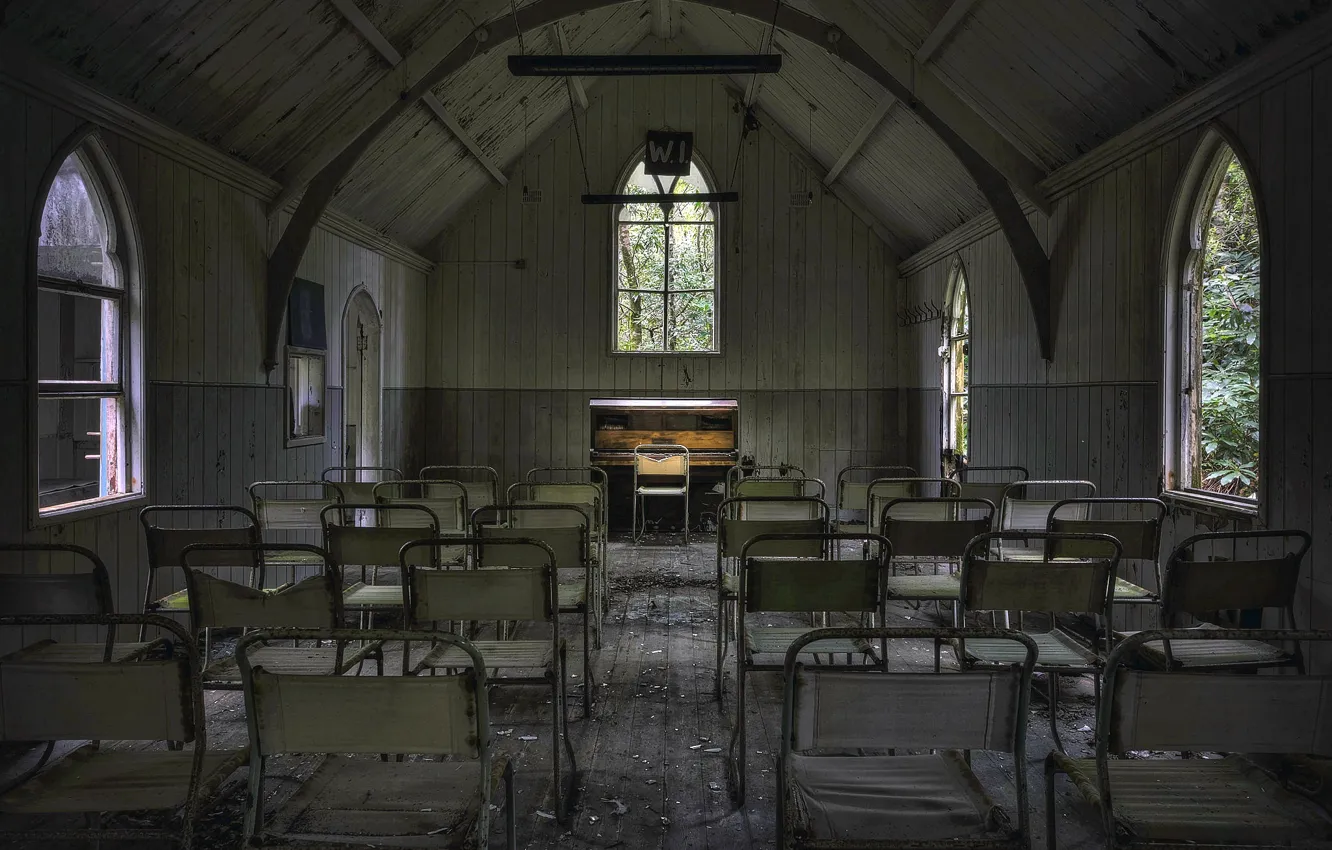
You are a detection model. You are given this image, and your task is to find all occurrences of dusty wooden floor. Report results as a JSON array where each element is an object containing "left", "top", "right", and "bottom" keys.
[{"left": 1, "top": 536, "right": 1108, "bottom": 849}]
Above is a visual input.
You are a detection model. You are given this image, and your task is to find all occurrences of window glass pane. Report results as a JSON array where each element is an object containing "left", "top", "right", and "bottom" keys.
[
  {"left": 671, "top": 174, "right": 714, "bottom": 222},
  {"left": 38, "top": 154, "right": 112, "bottom": 286},
  {"left": 618, "top": 202, "right": 664, "bottom": 223},
  {"left": 951, "top": 281, "right": 969, "bottom": 336},
  {"left": 38, "top": 396, "right": 124, "bottom": 509},
  {"left": 668, "top": 292, "right": 714, "bottom": 351},
  {"left": 668, "top": 223, "right": 715, "bottom": 292},
  {"left": 950, "top": 339, "right": 968, "bottom": 394},
  {"left": 617, "top": 292, "right": 665, "bottom": 351},
  {"left": 288, "top": 352, "right": 325, "bottom": 439},
  {"left": 37, "top": 290, "right": 119, "bottom": 382},
  {"left": 951, "top": 395, "right": 969, "bottom": 456},
  {"left": 617, "top": 223, "right": 666, "bottom": 292},
  {"left": 1195, "top": 153, "right": 1260, "bottom": 499}
]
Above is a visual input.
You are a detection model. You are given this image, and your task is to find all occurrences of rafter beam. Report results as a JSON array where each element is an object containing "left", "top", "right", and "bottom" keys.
[
  {"left": 824, "top": 95, "right": 894, "bottom": 186},
  {"left": 651, "top": 0, "right": 677, "bottom": 38},
  {"left": 915, "top": 0, "right": 984, "bottom": 64},
  {"left": 549, "top": 23, "right": 588, "bottom": 110},
  {"left": 326, "top": 0, "right": 506, "bottom": 187}
]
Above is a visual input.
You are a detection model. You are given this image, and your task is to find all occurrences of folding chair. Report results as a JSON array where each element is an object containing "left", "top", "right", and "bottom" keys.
[
  {"left": 953, "top": 465, "right": 1028, "bottom": 507},
  {"left": 514, "top": 468, "right": 610, "bottom": 611},
  {"left": 1048, "top": 498, "right": 1166, "bottom": 619},
  {"left": 1130, "top": 529, "right": 1312, "bottom": 672},
  {"left": 139, "top": 505, "right": 262, "bottom": 639},
  {"left": 403, "top": 537, "right": 577, "bottom": 820},
  {"left": 633, "top": 444, "right": 690, "bottom": 543},
  {"left": 996, "top": 480, "right": 1096, "bottom": 559},
  {"left": 834, "top": 465, "right": 916, "bottom": 531},
  {"left": 375, "top": 480, "right": 468, "bottom": 564},
  {"left": 878, "top": 497, "right": 995, "bottom": 622},
  {"left": 247, "top": 480, "right": 345, "bottom": 570},
  {"left": 779, "top": 627, "right": 1037, "bottom": 850},
  {"left": 321, "top": 465, "right": 403, "bottom": 506},
  {"left": 714, "top": 496, "right": 830, "bottom": 696},
  {"left": 0, "top": 543, "right": 165, "bottom": 663},
  {"left": 474, "top": 504, "right": 597, "bottom": 714},
  {"left": 734, "top": 476, "right": 828, "bottom": 510},
  {"left": 730, "top": 532, "right": 890, "bottom": 803},
  {"left": 320, "top": 504, "right": 440, "bottom": 616},
  {"left": 726, "top": 464, "right": 806, "bottom": 498},
  {"left": 867, "top": 478, "right": 960, "bottom": 540},
  {"left": 181, "top": 542, "right": 381, "bottom": 689},
  {"left": 237, "top": 627, "right": 515, "bottom": 850},
  {"left": 948, "top": 530, "right": 1121, "bottom": 751},
  {"left": 421, "top": 465, "right": 502, "bottom": 513},
  {"left": 0, "top": 613, "right": 247, "bottom": 850},
  {"left": 1046, "top": 628, "right": 1332, "bottom": 850}
]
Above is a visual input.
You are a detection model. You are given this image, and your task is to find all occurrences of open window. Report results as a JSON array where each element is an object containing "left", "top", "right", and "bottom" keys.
[
  {"left": 1165, "top": 132, "right": 1262, "bottom": 509},
  {"left": 613, "top": 157, "right": 718, "bottom": 353},
  {"left": 35, "top": 140, "right": 145, "bottom": 519},
  {"left": 941, "top": 263, "right": 970, "bottom": 467}
]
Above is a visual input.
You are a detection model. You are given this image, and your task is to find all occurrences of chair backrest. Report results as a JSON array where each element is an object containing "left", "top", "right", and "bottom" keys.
[
  {"left": 239, "top": 628, "right": 487, "bottom": 758},
  {"left": 999, "top": 480, "right": 1097, "bottom": 530},
  {"left": 321, "top": 504, "right": 439, "bottom": 567},
  {"left": 1160, "top": 530, "right": 1311, "bottom": 619},
  {"left": 404, "top": 538, "right": 555, "bottom": 624},
  {"left": 525, "top": 466, "right": 609, "bottom": 505},
  {"left": 509, "top": 498, "right": 600, "bottom": 531},
  {"left": 879, "top": 498, "right": 995, "bottom": 558},
  {"left": 1101, "top": 629, "right": 1332, "bottom": 759},
  {"left": 868, "top": 478, "right": 960, "bottom": 520},
  {"left": 740, "top": 533, "right": 887, "bottom": 614},
  {"left": 0, "top": 543, "right": 113, "bottom": 616},
  {"left": 734, "top": 477, "right": 826, "bottom": 503},
  {"left": 476, "top": 524, "right": 585, "bottom": 569},
  {"left": 140, "top": 505, "right": 262, "bottom": 571},
  {"left": 0, "top": 614, "right": 199, "bottom": 744},
  {"left": 718, "top": 497, "right": 828, "bottom": 558},
  {"left": 784, "top": 627, "right": 1036, "bottom": 753},
  {"left": 634, "top": 444, "right": 689, "bottom": 478},
  {"left": 1047, "top": 498, "right": 1166, "bottom": 561},
  {"left": 248, "top": 481, "right": 344, "bottom": 532},
  {"left": 516, "top": 484, "right": 604, "bottom": 530},
  {"left": 183, "top": 544, "right": 339, "bottom": 629},
  {"left": 374, "top": 480, "right": 467, "bottom": 532},
  {"left": 421, "top": 465, "right": 501, "bottom": 511},
  {"left": 961, "top": 532, "right": 1121, "bottom": 615},
  {"left": 726, "top": 464, "right": 805, "bottom": 496},
  {"left": 322, "top": 466, "right": 404, "bottom": 504},
  {"left": 835, "top": 466, "right": 917, "bottom": 513},
  {"left": 953, "top": 466, "right": 1029, "bottom": 505}
]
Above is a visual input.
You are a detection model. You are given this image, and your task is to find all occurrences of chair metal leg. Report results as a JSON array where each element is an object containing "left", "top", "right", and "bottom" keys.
[
  {"left": 1048, "top": 672, "right": 1064, "bottom": 752},
  {"left": 729, "top": 645, "right": 747, "bottom": 805},
  {"left": 684, "top": 490, "right": 690, "bottom": 546},
  {"left": 504, "top": 760, "right": 517, "bottom": 850},
  {"left": 1044, "top": 753, "right": 1060, "bottom": 850},
  {"left": 714, "top": 592, "right": 726, "bottom": 699}
]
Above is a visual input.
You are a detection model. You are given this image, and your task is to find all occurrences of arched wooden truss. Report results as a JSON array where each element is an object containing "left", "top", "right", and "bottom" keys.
[{"left": 264, "top": 0, "right": 1056, "bottom": 368}]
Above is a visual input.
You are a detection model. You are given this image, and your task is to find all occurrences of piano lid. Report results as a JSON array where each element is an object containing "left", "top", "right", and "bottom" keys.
[{"left": 589, "top": 398, "right": 738, "bottom": 410}]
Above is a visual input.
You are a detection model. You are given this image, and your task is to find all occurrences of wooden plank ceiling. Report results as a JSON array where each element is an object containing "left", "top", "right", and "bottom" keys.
[{"left": 2, "top": 0, "right": 1322, "bottom": 255}]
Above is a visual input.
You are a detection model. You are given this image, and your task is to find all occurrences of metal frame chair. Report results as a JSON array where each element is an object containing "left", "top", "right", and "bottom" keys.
[
  {"left": 633, "top": 444, "right": 691, "bottom": 543},
  {"left": 320, "top": 503, "right": 441, "bottom": 617},
  {"left": 997, "top": 480, "right": 1097, "bottom": 559},
  {"left": 237, "top": 627, "right": 515, "bottom": 850},
  {"left": 867, "top": 478, "right": 960, "bottom": 539},
  {"left": 730, "top": 532, "right": 890, "bottom": 803},
  {"left": 514, "top": 468, "right": 610, "bottom": 611},
  {"left": 952, "top": 465, "right": 1029, "bottom": 507},
  {"left": 247, "top": 481, "right": 345, "bottom": 569},
  {"left": 733, "top": 476, "right": 828, "bottom": 507},
  {"left": 948, "top": 530, "right": 1122, "bottom": 751},
  {"left": 374, "top": 479, "right": 468, "bottom": 534},
  {"left": 779, "top": 627, "right": 1037, "bottom": 850},
  {"left": 138, "top": 505, "right": 262, "bottom": 640},
  {"left": 714, "top": 495, "right": 831, "bottom": 696},
  {"left": 1046, "top": 628, "right": 1332, "bottom": 850},
  {"left": 877, "top": 497, "right": 996, "bottom": 623},
  {"left": 0, "top": 613, "right": 247, "bottom": 850},
  {"left": 403, "top": 536, "right": 577, "bottom": 821},
  {"left": 834, "top": 465, "right": 917, "bottom": 531},
  {"left": 472, "top": 503, "right": 597, "bottom": 714},
  {"left": 181, "top": 542, "right": 380, "bottom": 689},
  {"left": 1047, "top": 498, "right": 1167, "bottom": 619},
  {"left": 421, "top": 464, "right": 502, "bottom": 513},
  {"left": 726, "top": 464, "right": 807, "bottom": 497},
  {"left": 1133, "top": 529, "right": 1313, "bottom": 672},
  {"left": 320, "top": 465, "right": 403, "bottom": 507}
]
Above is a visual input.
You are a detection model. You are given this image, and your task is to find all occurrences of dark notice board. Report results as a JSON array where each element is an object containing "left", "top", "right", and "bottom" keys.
[{"left": 288, "top": 278, "right": 327, "bottom": 350}]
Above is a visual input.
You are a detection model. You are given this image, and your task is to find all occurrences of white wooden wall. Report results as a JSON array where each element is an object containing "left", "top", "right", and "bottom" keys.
[
  {"left": 900, "top": 56, "right": 1332, "bottom": 667},
  {"left": 428, "top": 74, "right": 901, "bottom": 489},
  {"left": 0, "top": 79, "right": 429, "bottom": 649}
]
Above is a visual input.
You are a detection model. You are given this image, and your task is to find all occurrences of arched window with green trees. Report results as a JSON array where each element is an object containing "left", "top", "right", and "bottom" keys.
[
  {"left": 942, "top": 265, "right": 970, "bottom": 462},
  {"left": 613, "top": 158, "right": 718, "bottom": 353}
]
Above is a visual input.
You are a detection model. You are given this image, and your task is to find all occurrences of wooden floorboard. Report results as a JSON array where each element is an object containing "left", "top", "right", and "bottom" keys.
[{"left": 0, "top": 535, "right": 1107, "bottom": 849}]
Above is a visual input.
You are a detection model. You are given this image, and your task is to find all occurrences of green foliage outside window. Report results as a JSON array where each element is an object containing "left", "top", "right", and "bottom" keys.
[{"left": 1196, "top": 155, "right": 1260, "bottom": 499}]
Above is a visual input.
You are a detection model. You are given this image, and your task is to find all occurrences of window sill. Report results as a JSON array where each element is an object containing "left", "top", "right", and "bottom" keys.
[
  {"left": 1162, "top": 489, "right": 1259, "bottom": 520},
  {"left": 35, "top": 492, "right": 147, "bottom": 529},
  {"left": 285, "top": 435, "right": 326, "bottom": 449}
]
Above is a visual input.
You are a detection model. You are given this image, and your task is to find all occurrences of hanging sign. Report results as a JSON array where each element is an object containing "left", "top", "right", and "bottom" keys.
[{"left": 644, "top": 130, "right": 694, "bottom": 176}]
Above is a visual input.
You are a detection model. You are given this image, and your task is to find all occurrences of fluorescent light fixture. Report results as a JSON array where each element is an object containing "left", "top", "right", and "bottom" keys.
[{"left": 508, "top": 54, "right": 782, "bottom": 76}]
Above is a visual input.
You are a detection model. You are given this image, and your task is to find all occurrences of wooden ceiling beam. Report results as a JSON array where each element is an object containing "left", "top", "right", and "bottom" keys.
[
  {"left": 549, "top": 23, "right": 589, "bottom": 110},
  {"left": 651, "top": 0, "right": 677, "bottom": 39},
  {"left": 915, "top": 0, "right": 984, "bottom": 65},
  {"left": 823, "top": 95, "right": 894, "bottom": 186}
]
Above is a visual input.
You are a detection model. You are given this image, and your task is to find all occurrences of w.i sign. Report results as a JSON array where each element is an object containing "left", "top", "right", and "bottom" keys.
[{"left": 644, "top": 130, "right": 694, "bottom": 176}]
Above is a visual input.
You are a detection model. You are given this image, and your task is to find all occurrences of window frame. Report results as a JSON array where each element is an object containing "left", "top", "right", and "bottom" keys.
[
  {"left": 1162, "top": 127, "right": 1265, "bottom": 517},
  {"left": 940, "top": 261, "right": 970, "bottom": 464},
  {"left": 29, "top": 132, "right": 147, "bottom": 526},
  {"left": 609, "top": 152, "right": 722, "bottom": 356},
  {"left": 285, "top": 345, "right": 327, "bottom": 448}
]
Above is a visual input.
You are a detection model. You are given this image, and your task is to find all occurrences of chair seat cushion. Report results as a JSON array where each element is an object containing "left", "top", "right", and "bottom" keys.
[
  {"left": 342, "top": 583, "right": 404, "bottom": 609},
  {"left": 1054, "top": 754, "right": 1332, "bottom": 845},
  {"left": 204, "top": 642, "right": 379, "bottom": 684},
  {"left": 262, "top": 548, "right": 328, "bottom": 567},
  {"left": 1112, "top": 576, "right": 1155, "bottom": 602},
  {"left": 885, "top": 574, "right": 960, "bottom": 600},
  {"left": 637, "top": 486, "right": 687, "bottom": 496},
  {"left": 0, "top": 746, "right": 247, "bottom": 814},
  {"left": 786, "top": 751, "right": 1010, "bottom": 843},
  {"left": 147, "top": 588, "right": 192, "bottom": 611},
  {"left": 264, "top": 755, "right": 508, "bottom": 848},
  {"left": 1124, "top": 626, "right": 1293, "bottom": 669},
  {"left": 959, "top": 630, "right": 1100, "bottom": 670},
  {"left": 417, "top": 639, "right": 554, "bottom": 672},
  {"left": 5, "top": 639, "right": 164, "bottom": 664},
  {"left": 745, "top": 627, "right": 873, "bottom": 659}
]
